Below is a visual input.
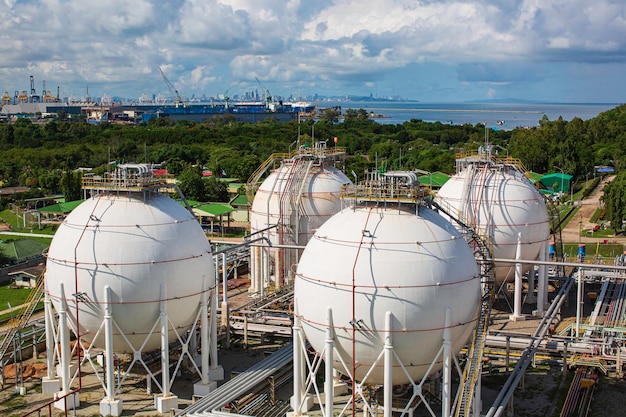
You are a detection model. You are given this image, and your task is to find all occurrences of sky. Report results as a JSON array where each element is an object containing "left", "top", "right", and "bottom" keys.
[{"left": 0, "top": 0, "right": 625, "bottom": 104}]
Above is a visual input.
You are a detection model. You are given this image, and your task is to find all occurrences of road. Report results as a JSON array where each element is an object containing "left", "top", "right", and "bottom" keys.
[{"left": 559, "top": 175, "right": 623, "bottom": 244}]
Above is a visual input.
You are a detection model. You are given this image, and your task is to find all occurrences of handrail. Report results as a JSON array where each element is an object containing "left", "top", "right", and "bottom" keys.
[{"left": 0, "top": 269, "right": 46, "bottom": 363}]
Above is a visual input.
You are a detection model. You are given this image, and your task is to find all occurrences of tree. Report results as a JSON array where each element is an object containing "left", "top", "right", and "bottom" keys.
[
  {"left": 62, "top": 169, "right": 82, "bottom": 201},
  {"left": 204, "top": 176, "right": 229, "bottom": 202},
  {"left": 177, "top": 166, "right": 207, "bottom": 201}
]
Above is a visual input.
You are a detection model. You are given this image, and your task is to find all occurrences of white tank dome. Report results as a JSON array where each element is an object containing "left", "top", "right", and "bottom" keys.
[
  {"left": 249, "top": 162, "right": 351, "bottom": 245},
  {"left": 435, "top": 165, "right": 550, "bottom": 282},
  {"left": 45, "top": 193, "right": 214, "bottom": 352},
  {"left": 294, "top": 205, "right": 481, "bottom": 385}
]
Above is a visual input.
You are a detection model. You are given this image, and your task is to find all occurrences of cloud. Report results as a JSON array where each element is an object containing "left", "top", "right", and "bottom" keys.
[{"left": 0, "top": 0, "right": 624, "bottom": 102}]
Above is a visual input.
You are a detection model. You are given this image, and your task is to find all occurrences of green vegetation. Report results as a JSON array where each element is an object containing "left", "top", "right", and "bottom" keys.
[
  {"left": 1, "top": 103, "right": 626, "bottom": 233},
  {"left": 0, "top": 284, "right": 32, "bottom": 317}
]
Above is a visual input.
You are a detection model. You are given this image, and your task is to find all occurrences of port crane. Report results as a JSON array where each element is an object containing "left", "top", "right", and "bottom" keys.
[
  {"left": 222, "top": 80, "right": 243, "bottom": 108},
  {"left": 255, "top": 77, "right": 273, "bottom": 109},
  {"left": 158, "top": 67, "right": 184, "bottom": 106}
]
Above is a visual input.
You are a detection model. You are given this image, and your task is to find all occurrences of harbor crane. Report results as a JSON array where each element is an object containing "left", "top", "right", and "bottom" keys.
[
  {"left": 29, "top": 75, "right": 40, "bottom": 103},
  {"left": 255, "top": 77, "right": 272, "bottom": 108},
  {"left": 158, "top": 67, "right": 184, "bottom": 106},
  {"left": 222, "top": 80, "right": 243, "bottom": 108}
]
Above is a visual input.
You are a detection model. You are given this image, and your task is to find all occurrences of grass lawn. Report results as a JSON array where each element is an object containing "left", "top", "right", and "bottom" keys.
[{"left": 0, "top": 284, "right": 33, "bottom": 322}]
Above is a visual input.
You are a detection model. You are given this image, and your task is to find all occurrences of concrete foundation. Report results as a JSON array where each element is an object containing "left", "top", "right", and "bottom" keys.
[
  {"left": 99, "top": 398, "right": 123, "bottom": 417},
  {"left": 155, "top": 394, "right": 178, "bottom": 414}
]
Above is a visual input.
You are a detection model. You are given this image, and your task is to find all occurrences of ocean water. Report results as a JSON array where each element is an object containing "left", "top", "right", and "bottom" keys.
[{"left": 317, "top": 101, "right": 620, "bottom": 129}]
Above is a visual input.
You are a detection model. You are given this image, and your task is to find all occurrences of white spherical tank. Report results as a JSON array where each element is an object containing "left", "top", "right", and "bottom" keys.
[
  {"left": 45, "top": 193, "right": 214, "bottom": 352},
  {"left": 249, "top": 161, "right": 351, "bottom": 246},
  {"left": 435, "top": 165, "right": 550, "bottom": 281},
  {"left": 294, "top": 206, "right": 481, "bottom": 385}
]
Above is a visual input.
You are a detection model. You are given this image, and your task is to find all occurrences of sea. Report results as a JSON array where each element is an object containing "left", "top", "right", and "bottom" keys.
[{"left": 316, "top": 101, "right": 621, "bottom": 129}]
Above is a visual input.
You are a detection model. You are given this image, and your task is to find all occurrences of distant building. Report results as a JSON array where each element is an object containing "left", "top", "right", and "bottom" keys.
[{"left": 8, "top": 264, "right": 45, "bottom": 288}]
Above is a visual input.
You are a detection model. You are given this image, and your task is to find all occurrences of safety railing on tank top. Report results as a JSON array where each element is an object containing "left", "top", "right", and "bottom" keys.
[{"left": 245, "top": 145, "right": 347, "bottom": 204}]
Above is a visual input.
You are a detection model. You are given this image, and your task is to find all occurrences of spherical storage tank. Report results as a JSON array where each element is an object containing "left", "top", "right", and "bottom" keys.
[
  {"left": 294, "top": 206, "right": 481, "bottom": 385},
  {"left": 435, "top": 165, "right": 550, "bottom": 282},
  {"left": 45, "top": 193, "right": 214, "bottom": 352},
  {"left": 250, "top": 161, "right": 352, "bottom": 245}
]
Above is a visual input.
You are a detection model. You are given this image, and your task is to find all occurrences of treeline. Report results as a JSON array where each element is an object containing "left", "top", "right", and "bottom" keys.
[{"left": 1, "top": 104, "right": 626, "bottom": 222}]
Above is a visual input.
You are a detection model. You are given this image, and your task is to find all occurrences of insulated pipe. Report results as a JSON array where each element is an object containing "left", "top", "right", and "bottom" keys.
[
  {"left": 325, "top": 307, "right": 334, "bottom": 417},
  {"left": 384, "top": 311, "right": 393, "bottom": 417},
  {"left": 103, "top": 286, "right": 115, "bottom": 401},
  {"left": 160, "top": 284, "right": 170, "bottom": 396}
]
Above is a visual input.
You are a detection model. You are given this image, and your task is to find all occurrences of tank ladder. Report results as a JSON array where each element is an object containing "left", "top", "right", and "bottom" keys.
[
  {"left": 245, "top": 152, "right": 291, "bottom": 204},
  {"left": 431, "top": 200, "right": 495, "bottom": 417},
  {"left": 0, "top": 269, "right": 45, "bottom": 365},
  {"left": 278, "top": 158, "right": 314, "bottom": 281}
]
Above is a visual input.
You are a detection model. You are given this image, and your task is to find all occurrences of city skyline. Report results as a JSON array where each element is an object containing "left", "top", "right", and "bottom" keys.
[{"left": 0, "top": 0, "right": 624, "bottom": 104}]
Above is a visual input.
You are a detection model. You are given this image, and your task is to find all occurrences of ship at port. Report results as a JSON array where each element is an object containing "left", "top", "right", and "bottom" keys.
[
  {"left": 0, "top": 71, "right": 317, "bottom": 124},
  {"left": 136, "top": 101, "right": 302, "bottom": 124}
]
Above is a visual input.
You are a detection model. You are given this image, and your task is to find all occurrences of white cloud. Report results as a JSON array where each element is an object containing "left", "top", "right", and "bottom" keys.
[{"left": 0, "top": 0, "right": 623, "bottom": 102}]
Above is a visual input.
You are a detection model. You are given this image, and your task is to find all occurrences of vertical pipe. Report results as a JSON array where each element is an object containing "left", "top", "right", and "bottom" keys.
[
  {"left": 576, "top": 268, "right": 583, "bottom": 338},
  {"left": 253, "top": 246, "right": 261, "bottom": 293},
  {"left": 210, "top": 287, "right": 220, "bottom": 365},
  {"left": 442, "top": 307, "right": 451, "bottom": 417},
  {"left": 103, "top": 286, "right": 115, "bottom": 401},
  {"left": 221, "top": 253, "right": 229, "bottom": 329},
  {"left": 44, "top": 293, "right": 56, "bottom": 379},
  {"left": 527, "top": 266, "right": 536, "bottom": 303},
  {"left": 325, "top": 307, "right": 335, "bottom": 417},
  {"left": 513, "top": 232, "right": 523, "bottom": 318},
  {"left": 160, "top": 284, "right": 170, "bottom": 396},
  {"left": 276, "top": 248, "right": 282, "bottom": 289},
  {"left": 384, "top": 311, "right": 393, "bottom": 417},
  {"left": 537, "top": 241, "right": 547, "bottom": 314},
  {"left": 200, "top": 277, "right": 209, "bottom": 385}
]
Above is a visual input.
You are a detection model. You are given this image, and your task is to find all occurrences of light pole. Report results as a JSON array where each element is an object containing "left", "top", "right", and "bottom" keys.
[{"left": 554, "top": 166, "right": 564, "bottom": 201}]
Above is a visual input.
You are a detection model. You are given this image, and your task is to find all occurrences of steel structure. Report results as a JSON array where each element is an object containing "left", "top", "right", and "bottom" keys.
[
  {"left": 290, "top": 170, "right": 494, "bottom": 417},
  {"left": 38, "top": 163, "right": 222, "bottom": 416},
  {"left": 248, "top": 142, "right": 349, "bottom": 291}
]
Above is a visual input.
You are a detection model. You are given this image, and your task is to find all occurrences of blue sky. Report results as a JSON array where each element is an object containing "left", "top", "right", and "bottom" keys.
[{"left": 1, "top": 0, "right": 625, "bottom": 103}]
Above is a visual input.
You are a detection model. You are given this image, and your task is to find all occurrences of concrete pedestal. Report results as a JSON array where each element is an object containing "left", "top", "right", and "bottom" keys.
[
  {"left": 193, "top": 381, "right": 218, "bottom": 397},
  {"left": 508, "top": 314, "right": 526, "bottom": 322},
  {"left": 290, "top": 394, "right": 314, "bottom": 413},
  {"left": 334, "top": 380, "right": 349, "bottom": 396},
  {"left": 209, "top": 365, "right": 224, "bottom": 381},
  {"left": 100, "top": 398, "right": 123, "bottom": 417},
  {"left": 155, "top": 394, "right": 178, "bottom": 414},
  {"left": 41, "top": 377, "right": 60, "bottom": 394},
  {"left": 54, "top": 392, "right": 80, "bottom": 411}
]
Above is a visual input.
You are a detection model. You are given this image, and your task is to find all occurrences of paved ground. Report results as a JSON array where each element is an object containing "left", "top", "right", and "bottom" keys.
[{"left": 560, "top": 175, "right": 622, "bottom": 244}]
